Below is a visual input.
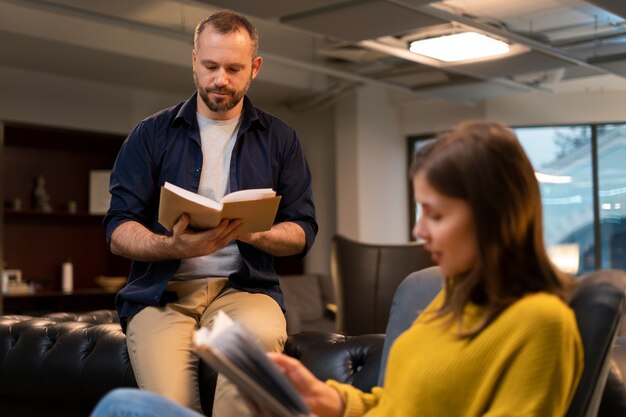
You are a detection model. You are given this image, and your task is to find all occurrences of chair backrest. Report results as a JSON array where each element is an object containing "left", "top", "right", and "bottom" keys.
[
  {"left": 378, "top": 266, "right": 443, "bottom": 385},
  {"left": 565, "top": 270, "right": 626, "bottom": 417},
  {"left": 377, "top": 267, "right": 626, "bottom": 416},
  {"left": 330, "top": 234, "right": 434, "bottom": 335}
]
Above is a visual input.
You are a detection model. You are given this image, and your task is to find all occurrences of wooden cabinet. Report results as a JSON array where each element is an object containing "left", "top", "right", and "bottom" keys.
[
  {"left": 2, "top": 289, "right": 117, "bottom": 315},
  {"left": 1, "top": 122, "right": 131, "bottom": 313}
]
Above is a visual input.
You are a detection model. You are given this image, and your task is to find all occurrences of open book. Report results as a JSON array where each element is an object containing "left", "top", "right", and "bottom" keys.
[
  {"left": 158, "top": 182, "right": 282, "bottom": 234},
  {"left": 194, "top": 312, "right": 310, "bottom": 417}
]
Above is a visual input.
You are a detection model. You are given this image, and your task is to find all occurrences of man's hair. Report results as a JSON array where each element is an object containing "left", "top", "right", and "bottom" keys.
[
  {"left": 194, "top": 10, "right": 259, "bottom": 56},
  {"left": 411, "top": 120, "right": 571, "bottom": 336}
]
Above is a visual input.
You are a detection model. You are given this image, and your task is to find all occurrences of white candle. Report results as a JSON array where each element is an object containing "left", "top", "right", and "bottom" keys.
[{"left": 62, "top": 261, "right": 73, "bottom": 293}]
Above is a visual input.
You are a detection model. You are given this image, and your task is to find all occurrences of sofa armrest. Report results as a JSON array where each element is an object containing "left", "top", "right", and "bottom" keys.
[{"left": 284, "top": 331, "right": 384, "bottom": 392}]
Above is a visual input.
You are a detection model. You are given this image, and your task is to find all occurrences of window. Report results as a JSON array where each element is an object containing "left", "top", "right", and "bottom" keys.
[
  {"left": 408, "top": 123, "right": 626, "bottom": 275},
  {"left": 515, "top": 126, "right": 593, "bottom": 275},
  {"left": 597, "top": 124, "right": 626, "bottom": 271}
]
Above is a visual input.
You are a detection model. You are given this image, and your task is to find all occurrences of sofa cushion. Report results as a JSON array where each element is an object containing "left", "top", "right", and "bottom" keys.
[{"left": 285, "top": 331, "right": 384, "bottom": 392}]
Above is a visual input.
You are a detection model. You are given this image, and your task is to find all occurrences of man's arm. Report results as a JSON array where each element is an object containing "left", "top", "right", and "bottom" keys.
[
  {"left": 110, "top": 215, "right": 242, "bottom": 262},
  {"left": 237, "top": 221, "right": 305, "bottom": 257}
]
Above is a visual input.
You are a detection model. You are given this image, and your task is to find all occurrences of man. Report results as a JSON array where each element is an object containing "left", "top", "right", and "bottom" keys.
[{"left": 103, "top": 10, "right": 317, "bottom": 416}]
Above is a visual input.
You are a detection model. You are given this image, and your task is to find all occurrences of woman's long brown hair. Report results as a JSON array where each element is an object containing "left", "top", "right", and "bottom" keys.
[{"left": 411, "top": 121, "right": 573, "bottom": 336}]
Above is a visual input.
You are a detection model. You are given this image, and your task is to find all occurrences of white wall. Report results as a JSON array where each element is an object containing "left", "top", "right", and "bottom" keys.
[
  {"left": 335, "top": 85, "right": 409, "bottom": 244},
  {"left": 486, "top": 90, "right": 626, "bottom": 126},
  {"left": 335, "top": 90, "right": 360, "bottom": 240},
  {"left": 268, "top": 105, "right": 336, "bottom": 277},
  {"left": 0, "top": 65, "right": 184, "bottom": 134},
  {"left": 400, "top": 99, "right": 486, "bottom": 136},
  {"left": 399, "top": 89, "right": 626, "bottom": 136}
]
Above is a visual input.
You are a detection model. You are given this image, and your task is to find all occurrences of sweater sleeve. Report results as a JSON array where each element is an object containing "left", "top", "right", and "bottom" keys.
[
  {"left": 483, "top": 300, "right": 584, "bottom": 416},
  {"left": 325, "top": 380, "right": 384, "bottom": 417}
]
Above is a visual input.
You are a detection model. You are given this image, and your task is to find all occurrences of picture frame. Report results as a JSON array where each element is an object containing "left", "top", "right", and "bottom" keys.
[
  {"left": 2, "top": 269, "right": 23, "bottom": 294},
  {"left": 89, "top": 170, "right": 112, "bottom": 215}
]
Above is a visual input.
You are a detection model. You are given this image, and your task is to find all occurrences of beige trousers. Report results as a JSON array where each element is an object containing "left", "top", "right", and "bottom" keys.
[{"left": 126, "top": 278, "right": 287, "bottom": 417}]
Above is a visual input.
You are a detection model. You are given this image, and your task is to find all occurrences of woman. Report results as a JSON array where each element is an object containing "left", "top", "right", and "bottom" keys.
[
  {"left": 90, "top": 121, "right": 583, "bottom": 417},
  {"left": 266, "top": 121, "right": 584, "bottom": 417}
]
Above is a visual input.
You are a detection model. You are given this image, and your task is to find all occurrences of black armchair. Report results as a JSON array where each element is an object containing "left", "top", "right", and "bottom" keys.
[
  {"left": 330, "top": 234, "right": 434, "bottom": 335},
  {"left": 566, "top": 270, "right": 626, "bottom": 417}
]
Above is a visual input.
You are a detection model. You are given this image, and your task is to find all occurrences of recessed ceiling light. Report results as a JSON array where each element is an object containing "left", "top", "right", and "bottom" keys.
[{"left": 409, "top": 32, "right": 510, "bottom": 62}]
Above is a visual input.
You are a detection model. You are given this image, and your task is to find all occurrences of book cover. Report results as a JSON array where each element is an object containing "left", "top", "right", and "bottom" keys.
[
  {"left": 194, "top": 312, "right": 310, "bottom": 417},
  {"left": 158, "top": 182, "right": 281, "bottom": 234}
]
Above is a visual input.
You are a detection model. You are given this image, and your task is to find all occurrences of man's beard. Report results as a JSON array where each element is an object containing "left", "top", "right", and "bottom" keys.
[{"left": 194, "top": 70, "right": 251, "bottom": 113}]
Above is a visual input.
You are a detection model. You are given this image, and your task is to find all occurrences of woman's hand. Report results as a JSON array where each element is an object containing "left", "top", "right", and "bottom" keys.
[{"left": 268, "top": 353, "right": 345, "bottom": 417}]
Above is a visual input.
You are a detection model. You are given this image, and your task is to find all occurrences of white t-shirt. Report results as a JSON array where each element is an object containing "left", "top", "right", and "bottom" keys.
[{"left": 173, "top": 112, "right": 243, "bottom": 280}]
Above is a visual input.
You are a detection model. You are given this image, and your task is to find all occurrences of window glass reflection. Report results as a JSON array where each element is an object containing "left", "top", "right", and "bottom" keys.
[
  {"left": 410, "top": 124, "right": 626, "bottom": 275},
  {"left": 411, "top": 138, "right": 436, "bottom": 243},
  {"left": 514, "top": 126, "right": 593, "bottom": 275},
  {"left": 597, "top": 124, "right": 626, "bottom": 270}
]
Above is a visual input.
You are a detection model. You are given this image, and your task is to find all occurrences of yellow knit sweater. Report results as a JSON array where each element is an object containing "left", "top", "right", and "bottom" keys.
[{"left": 327, "top": 291, "right": 583, "bottom": 417}]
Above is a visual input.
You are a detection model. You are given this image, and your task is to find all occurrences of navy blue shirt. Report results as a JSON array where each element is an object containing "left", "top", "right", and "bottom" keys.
[{"left": 104, "top": 93, "right": 318, "bottom": 331}]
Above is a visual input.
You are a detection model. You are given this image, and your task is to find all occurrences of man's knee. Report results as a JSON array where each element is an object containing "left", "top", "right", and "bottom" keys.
[{"left": 233, "top": 304, "right": 287, "bottom": 351}]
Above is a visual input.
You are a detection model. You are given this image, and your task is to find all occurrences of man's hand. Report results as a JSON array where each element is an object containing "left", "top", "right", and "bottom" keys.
[
  {"left": 168, "top": 214, "right": 242, "bottom": 259},
  {"left": 110, "top": 216, "right": 241, "bottom": 262}
]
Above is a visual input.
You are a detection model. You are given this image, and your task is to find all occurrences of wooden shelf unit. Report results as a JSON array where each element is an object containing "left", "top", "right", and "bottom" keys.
[
  {"left": 2, "top": 288, "right": 118, "bottom": 315},
  {"left": 1, "top": 122, "right": 131, "bottom": 313}
]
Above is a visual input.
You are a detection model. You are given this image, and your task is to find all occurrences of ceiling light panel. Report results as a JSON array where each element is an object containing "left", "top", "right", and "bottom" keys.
[{"left": 409, "top": 32, "right": 510, "bottom": 62}]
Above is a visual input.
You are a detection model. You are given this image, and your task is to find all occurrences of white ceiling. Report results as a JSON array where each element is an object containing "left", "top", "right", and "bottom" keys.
[{"left": 3, "top": 0, "right": 626, "bottom": 107}]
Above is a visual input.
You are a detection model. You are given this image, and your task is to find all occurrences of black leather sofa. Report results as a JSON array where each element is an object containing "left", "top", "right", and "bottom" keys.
[
  {"left": 1, "top": 309, "right": 624, "bottom": 417},
  {"left": 0, "top": 310, "right": 382, "bottom": 417}
]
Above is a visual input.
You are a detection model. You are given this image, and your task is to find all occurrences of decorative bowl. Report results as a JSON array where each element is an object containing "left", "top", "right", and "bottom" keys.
[{"left": 95, "top": 276, "right": 127, "bottom": 292}]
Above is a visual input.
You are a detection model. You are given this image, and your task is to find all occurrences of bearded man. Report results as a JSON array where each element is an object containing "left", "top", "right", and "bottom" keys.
[{"left": 104, "top": 10, "right": 317, "bottom": 417}]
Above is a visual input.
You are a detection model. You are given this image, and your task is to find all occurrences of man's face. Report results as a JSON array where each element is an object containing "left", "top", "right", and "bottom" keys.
[{"left": 192, "top": 27, "right": 262, "bottom": 120}]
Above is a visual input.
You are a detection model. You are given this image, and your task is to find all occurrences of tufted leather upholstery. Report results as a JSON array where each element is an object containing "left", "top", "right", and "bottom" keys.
[
  {"left": 3, "top": 305, "right": 622, "bottom": 417},
  {"left": 0, "top": 310, "right": 217, "bottom": 417},
  {"left": 284, "top": 331, "right": 384, "bottom": 391},
  {"left": 0, "top": 310, "right": 378, "bottom": 417}
]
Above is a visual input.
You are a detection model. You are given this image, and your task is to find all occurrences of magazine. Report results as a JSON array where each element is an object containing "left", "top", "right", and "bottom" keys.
[{"left": 193, "top": 311, "right": 310, "bottom": 417}]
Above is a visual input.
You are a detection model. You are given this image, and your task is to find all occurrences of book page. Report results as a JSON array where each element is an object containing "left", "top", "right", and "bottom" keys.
[
  {"left": 164, "top": 182, "right": 222, "bottom": 210},
  {"left": 221, "top": 188, "right": 275, "bottom": 203},
  {"left": 159, "top": 184, "right": 222, "bottom": 231}
]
